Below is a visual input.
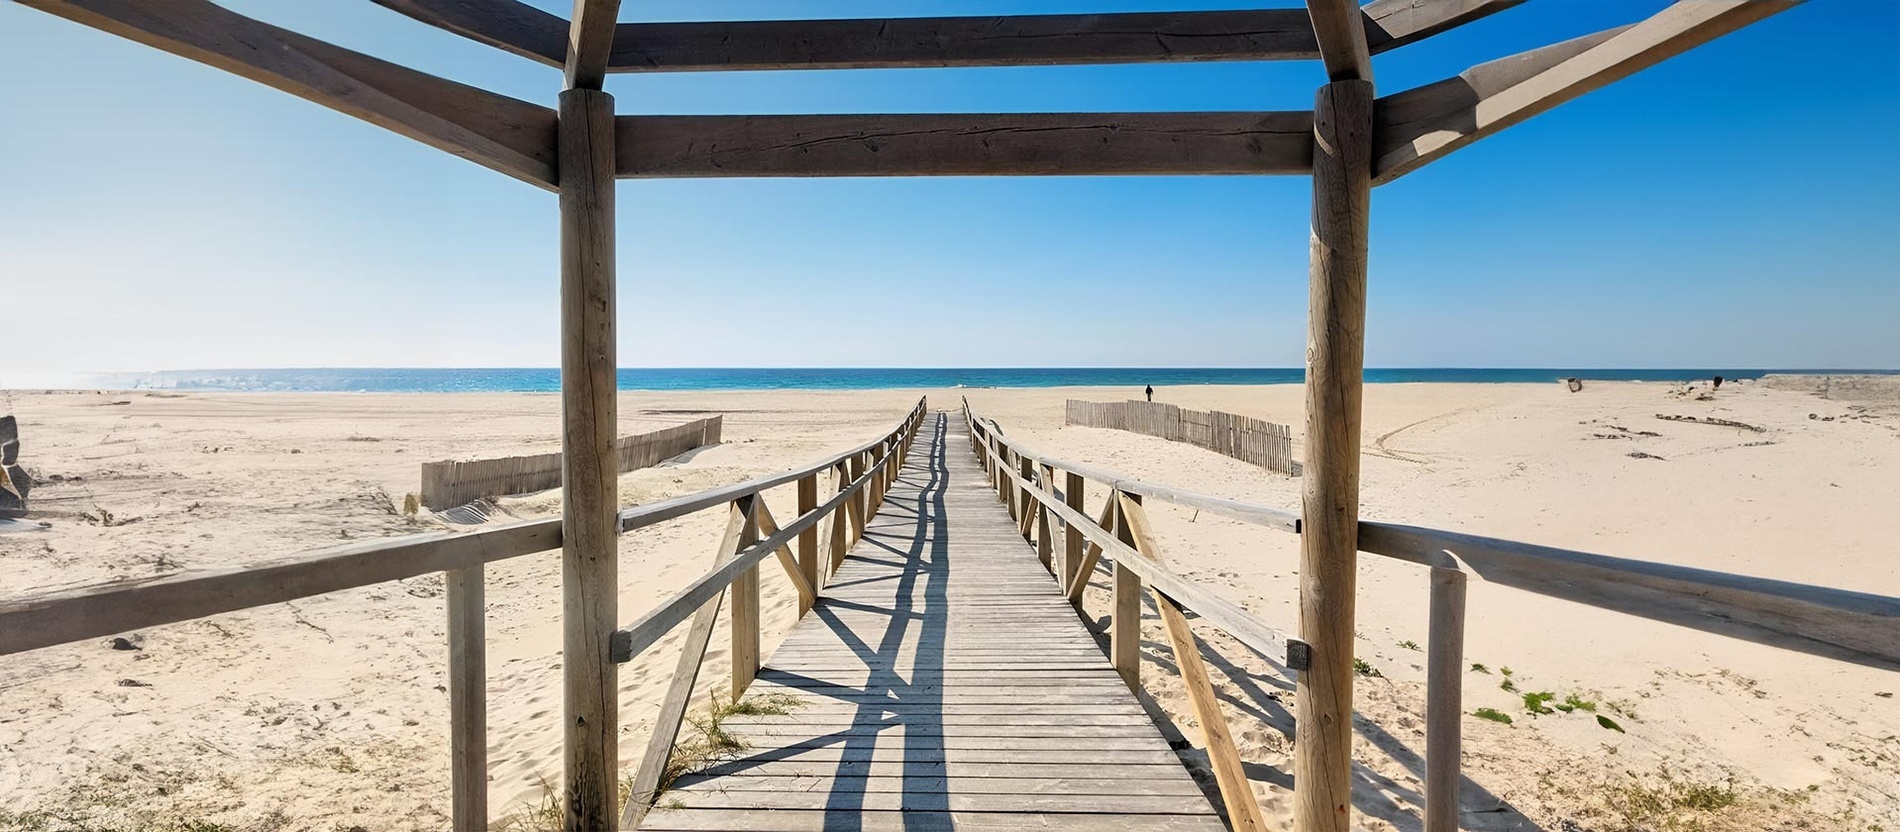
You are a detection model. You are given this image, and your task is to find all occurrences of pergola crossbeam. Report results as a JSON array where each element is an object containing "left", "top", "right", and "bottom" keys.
[
  {"left": 1371, "top": 0, "right": 1799, "bottom": 184},
  {"left": 614, "top": 112, "right": 1316, "bottom": 179},
  {"left": 373, "top": 2, "right": 1523, "bottom": 73},
  {"left": 564, "top": 0, "right": 621, "bottom": 89},
  {"left": 17, "top": 0, "right": 558, "bottom": 189}
]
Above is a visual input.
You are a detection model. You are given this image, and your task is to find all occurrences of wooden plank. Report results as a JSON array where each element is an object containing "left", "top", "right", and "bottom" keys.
[
  {"left": 419, "top": 415, "right": 720, "bottom": 509},
  {"left": 1358, "top": 522, "right": 1900, "bottom": 671},
  {"left": 1361, "top": 0, "right": 1524, "bottom": 52},
  {"left": 681, "top": 762, "right": 1194, "bottom": 781},
  {"left": 1425, "top": 564, "right": 1467, "bottom": 832},
  {"left": 615, "top": 112, "right": 1314, "bottom": 178},
  {"left": 669, "top": 774, "right": 1205, "bottom": 795},
  {"left": 663, "top": 790, "right": 1215, "bottom": 814},
  {"left": 619, "top": 501, "right": 746, "bottom": 829},
  {"left": 1297, "top": 77, "right": 1374, "bottom": 832},
  {"left": 564, "top": 0, "right": 621, "bottom": 90},
  {"left": 0, "top": 518, "right": 558, "bottom": 657},
  {"left": 371, "top": 0, "right": 566, "bottom": 67},
  {"left": 445, "top": 566, "right": 486, "bottom": 832},
  {"left": 751, "top": 501, "right": 817, "bottom": 612},
  {"left": 557, "top": 85, "right": 619, "bottom": 830},
  {"left": 1305, "top": 0, "right": 1373, "bottom": 83},
  {"left": 691, "top": 748, "right": 1186, "bottom": 769},
  {"left": 1372, "top": 0, "right": 1798, "bottom": 183},
  {"left": 640, "top": 809, "right": 1227, "bottom": 832},
  {"left": 1109, "top": 496, "right": 1141, "bottom": 690},
  {"left": 17, "top": 0, "right": 558, "bottom": 189},
  {"left": 1120, "top": 495, "right": 1267, "bottom": 832}
]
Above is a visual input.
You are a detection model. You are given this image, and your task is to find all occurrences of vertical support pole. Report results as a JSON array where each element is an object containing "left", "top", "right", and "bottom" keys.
[
  {"left": 1036, "top": 463, "right": 1054, "bottom": 572},
  {"left": 797, "top": 474, "right": 819, "bottom": 610},
  {"left": 731, "top": 500, "right": 762, "bottom": 697},
  {"left": 1108, "top": 494, "right": 1140, "bottom": 690},
  {"left": 847, "top": 454, "right": 867, "bottom": 545},
  {"left": 1063, "top": 471, "right": 1085, "bottom": 593},
  {"left": 557, "top": 86, "right": 618, "bottom": 832},
  {"left": 1426, "top": 565, "right": 1468, "bottom": 832},
  {"left": 1017, "top": 455, "right": 1035, "bottom": 540},
  {"left": 1295, "top": 77, "right": 1374, "bottom": 832},
  {"left": 446, "top": 566, "right": 486, "bottom": 832},
  {"left": 829, "top": 463, "right": 850, "bottom": 577}
]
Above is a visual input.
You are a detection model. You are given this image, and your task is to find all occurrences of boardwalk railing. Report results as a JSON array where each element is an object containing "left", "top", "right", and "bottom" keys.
[
  {"left": 419, "top": 415, "right": 723, "bottom": 510},
  {"left": 962, "top": 399, "right": 1900, "bottom": 832},
  {"left": 1066, "top": 399, "right": 1297, "bottom": 475},
  {"left": 0, "top": 397, "right": 928, "bottom": 832}
]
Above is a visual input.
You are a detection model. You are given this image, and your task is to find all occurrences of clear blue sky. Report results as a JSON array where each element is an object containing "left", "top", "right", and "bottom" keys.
[{"left": 2, "top": 1, "right": 1895, "bottom": 372}]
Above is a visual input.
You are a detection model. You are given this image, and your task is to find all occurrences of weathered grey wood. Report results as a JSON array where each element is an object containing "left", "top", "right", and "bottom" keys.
[
  {"left": 1065, "top": 399, "right": 1296, "bottom": 476},
  {"left": 1361, "top": 0, "right": 1525, "bottom": 53},
  {"left": 563, "top": 0, "right": 620, "bottom": 90},
  {"left": 1109, "top": 496, "right": 1141, "bottom": 690},
  {"left": 557, "top": 86, "right": 618, "bottom": 832},
  {"left": 1372, "top": 0, "right": 1797, "bottom": 184},
  {"left": 372, "top": 0, "right": 566, "bottom": 67},
  {"left": 619, "top": 501, "right": 747, "bottom": 829},
  {"left": 445, "top": 566, "right": 486, "bottom": 832},
  {"left": 616, "top": 112, "right": 1315, "bottom": 178},
  {"left": 750, "top": 501, "right": 817, "bottom": 611},
  {"left": 1063, "top": 470, "right": 1085, "bottom": 594},
  {"left": 419, "top": 416, "right": 720, "bottom": 510},
  {"left": 1120, "top": 494, "right": 1267, "bottom": 831},
  {"left": 1305, "top": 0, "right": 1373, "bottom": 83},
  {"left": 1358, "top": 522, "right": 1900, "bottom": 671},
  {"left": 641, "top": 809, "right": 1226, "bottom": 832},
  {"left": 1037, "top": 464, "right": 1055, "bottom": 572},
  {"left": 1425, "top": 562, "right": 1468, "bottom": 832},
  {"left": 638, "top": 414, "right": 1219, "bottom": 831},
  {"left": 1296, "top": 77, "right": 1374, "bottom": 832},
  {"left": 0, "top": 518, "right": 560, "bottom": 657},
  {"left": 16, "top": 0, "right": 558, "bottom": 189}
]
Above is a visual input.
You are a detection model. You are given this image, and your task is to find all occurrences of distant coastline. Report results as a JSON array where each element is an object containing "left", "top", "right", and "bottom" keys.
[{"left": 7, "top": 367, "right": 1897, "bottom": 393}]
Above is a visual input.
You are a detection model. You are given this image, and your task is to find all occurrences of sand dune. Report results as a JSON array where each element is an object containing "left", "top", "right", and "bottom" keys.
[{"left": 0, "top": 381, "right": 1893, "bottom": 830}]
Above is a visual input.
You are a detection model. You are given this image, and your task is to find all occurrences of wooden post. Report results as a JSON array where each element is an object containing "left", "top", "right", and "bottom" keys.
[
  {"left": 797, "top": 474, "right": 819, "bottom": 610},
  {"left": 1109, "top": 495, "right": 1140, "bottom": 690},
  {"left": 1036, "top": 463, "right": 1054, "bottom": 573},
  {"left": 557, "top": 86, "right": 618, "bottom": 832},
  {"left": 731, "top": 500, "right": 762, "bottom": 697},
  {"left": 846, "top": 454, "right": 867, "bottom": 545},
  {"left": 1018, "top": 455, "right": 1036, "bottom": 540},
  {"left": 829, "top": 464, "right": 850, "bottom": 577},
  {"left": 446, "top": 566, "right": 486, "bottom": 832},
  {"left": 1426, "top": 565, "right": 1469, "bottom": 832},
  {"left": 1063, "top": 471, "right": 1085, "bottom": 593},
  {"left": 1295, "top": 77, "right": 1374, "bottom": 832}
]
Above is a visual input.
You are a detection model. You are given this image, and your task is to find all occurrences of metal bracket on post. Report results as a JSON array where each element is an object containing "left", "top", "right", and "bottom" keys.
[{"left": 1286, "top": 638, "right": 1312, "bottom": 672}]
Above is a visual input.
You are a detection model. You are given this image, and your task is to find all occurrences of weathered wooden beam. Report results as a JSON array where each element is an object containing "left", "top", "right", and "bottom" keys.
[
  {"left": 558, "top": 86, "right": 619, "bottom": 831},
  {"left": 1372, "top": 0, "right": 1799, "bottom": 184},
  {"left": 371, "top": 0, "right": 564, "bottom": 67},
  {"left": 565, "top": 0, "right": 622, "bottom": 89},
  {"left": 446, "top": 565, "right": 488, "bottom": 832},
  {"left": 16, "top": 0, "right": 557, "bottom": 189},
  {"left": 615, "top": 112, "right": 1315, "bottom": 178},
  {"left": 1296, "top": 77, "right": 1374, "bottom": 832},
  {"left": 1305, "top": 0, "right": 1373, "bottom": 82},
  {"left": 1361, "top": 0, "right": 1525, "bottom": 53},
  {"left": 374, "top": 3, "right": 1519, "bottom": 72}
]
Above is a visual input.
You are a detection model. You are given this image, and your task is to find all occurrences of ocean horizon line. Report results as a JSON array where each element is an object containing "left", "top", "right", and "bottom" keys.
[{"left": 4, "top": 367, "right": 1896, "bottom": 394}]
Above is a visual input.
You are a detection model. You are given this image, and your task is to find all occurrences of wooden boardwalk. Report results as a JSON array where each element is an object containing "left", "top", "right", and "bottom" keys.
[{"left": 640, "top": 412, "right": 1223, "bottom": 831}]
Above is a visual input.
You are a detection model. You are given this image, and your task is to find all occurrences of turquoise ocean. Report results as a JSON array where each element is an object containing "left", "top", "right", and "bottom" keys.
[{"left": 34, "top": 368, "right": 1895, "bottom": 393}]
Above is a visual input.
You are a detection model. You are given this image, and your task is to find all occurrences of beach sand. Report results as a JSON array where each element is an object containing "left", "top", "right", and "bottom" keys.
[{"left": 0, "top": 381, "right": 1894, "bottom": 830}]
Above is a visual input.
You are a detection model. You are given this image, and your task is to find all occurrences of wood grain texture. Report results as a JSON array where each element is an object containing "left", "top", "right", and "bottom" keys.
[
  {"left": 563, "top": 0, "right": 620, "bottom": 89},
  {"left": 637, "top": 413, "right": 1222, "bottom": 832},
  {"left": 620, "top": 502, "right": 747, "bottom": 829},
  {"left": 1119, "top": 494, "right": 1267, "bottom": 832},
  {"left": 796, "top": 474, "right": 820, "bottom": 614},
  {"left": 1063, "top": 471, "right": 1086, "bottom": 595},
  {"left": 1304, "top": 0, "right": 1373, "bottom": 82},
  {"left": 1297, "top": 78, "right": 1374, "bottom": 832},
  {"left": 616, "top": 112, "right": 1314, "bottom": 178},
  {"left": 1425, "top": 565, "right": 1468, "bottom": 832},
  {"left": 419, "top": 416, "right": 719, "bottom": 510},
  {"left": 371, "top": 0, "right": 565, "bottom": 67},
  {"left": 730, "top": 501, "right": 762, "bottom": 698},
  {"left": 1361, "top": 0, "right": 1525, "bottom": 53},
  {"left": 557, "top": 86, "right": 618, "bottom": 832},
  {"left": 1109, "top": 497, "right": 1142, "bottom": 690},
  {"left": 445, "top": 566, "right": 487, "bottom": 832},
  {"left": 16, "top": 0, "right": 557, "bottom": 189},
  {"left": 1372, "top": 0, "right": 1798, "bottom": 184}
]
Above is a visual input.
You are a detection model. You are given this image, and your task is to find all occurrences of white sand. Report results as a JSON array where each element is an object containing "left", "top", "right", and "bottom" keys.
[{"left": 0, "top": 381, "right": 1893, "bottom": 830}]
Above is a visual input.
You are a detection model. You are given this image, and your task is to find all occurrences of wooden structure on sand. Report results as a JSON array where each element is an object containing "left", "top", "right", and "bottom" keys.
[{"left": 8, "top": 2, "right": 1887, "bottom": 832}]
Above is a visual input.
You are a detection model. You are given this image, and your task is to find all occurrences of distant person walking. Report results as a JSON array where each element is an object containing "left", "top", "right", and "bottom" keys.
[{"left": 1145, "top": 385, "right": 1154, "bottom": 402}]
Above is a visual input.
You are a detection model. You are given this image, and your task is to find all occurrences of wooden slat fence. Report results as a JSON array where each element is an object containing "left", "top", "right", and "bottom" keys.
[
  {"left": 419, "top": 415, "right": 722, "bottom": 509},
  {"left": 1065, "top": 400, "right": 1296, "bottom": 475}
]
